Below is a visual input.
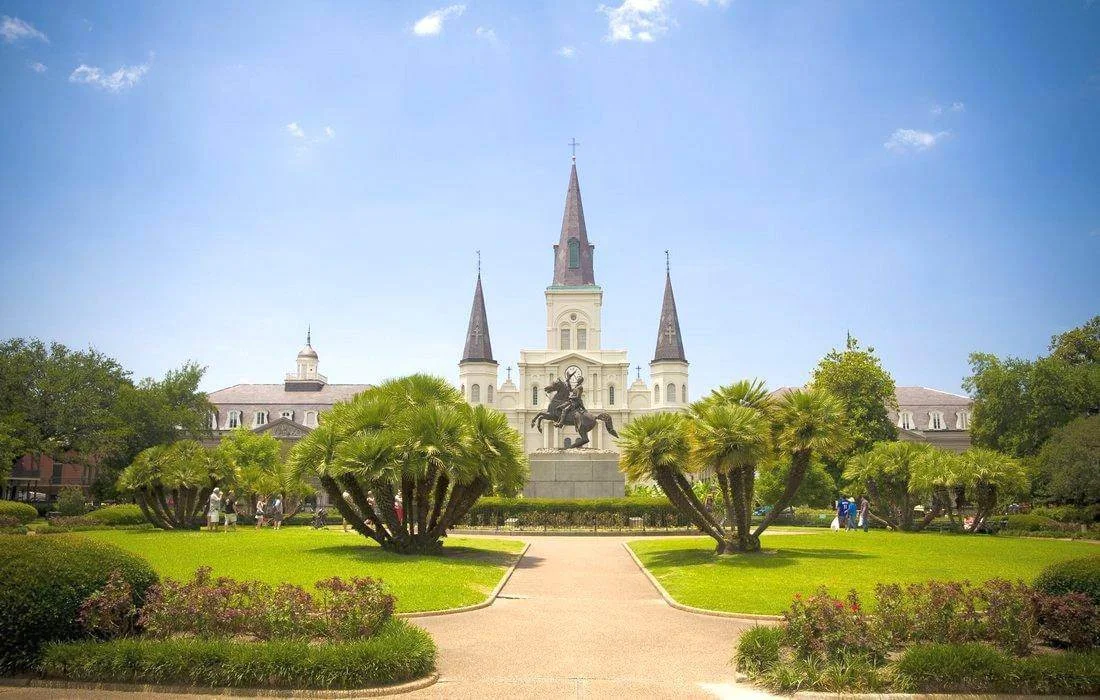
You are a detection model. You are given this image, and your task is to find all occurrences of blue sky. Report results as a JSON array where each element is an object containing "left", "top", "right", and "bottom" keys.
[{"left": 1, "top": 0, "right": 1097, "bottom": 398}]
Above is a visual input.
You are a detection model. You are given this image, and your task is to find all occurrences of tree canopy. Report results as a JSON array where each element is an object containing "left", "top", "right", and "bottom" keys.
[{"left": 1035, "top": 415, "right": 1100, "bottom": 506}]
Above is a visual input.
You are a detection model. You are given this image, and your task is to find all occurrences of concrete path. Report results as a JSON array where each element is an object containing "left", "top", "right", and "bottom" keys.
[{"left": 410, "top": 536, "right": 773, "bottom": 699}]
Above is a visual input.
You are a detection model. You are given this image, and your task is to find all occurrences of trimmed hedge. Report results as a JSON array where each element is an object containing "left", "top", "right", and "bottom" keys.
[
  {"left": 0, "top": 500, "right": 39, "bottom": 524},
  {"left": 1032, "top": 505, "right": 1100, "bottom": 524},
  {"left": 85, "top": 504, "right": 146, "bottom": 526},
  {"left": 895, "top": 643, "right": 1100, "bottom": 695},
  {"left": 461, "top": 497, "right": 688, "bottom": 529},
  {"left": 1035, "top": 556, "right": 1100, "bottom": 605},
  {"left": 0, "top": 534, "right": 158, "bottom": 673},
  {"left": 999, "top": 514, "right": 1075, "bottom": 532},
  {"left": 39, "top": 619, "right": 435, "bottom": 689}
]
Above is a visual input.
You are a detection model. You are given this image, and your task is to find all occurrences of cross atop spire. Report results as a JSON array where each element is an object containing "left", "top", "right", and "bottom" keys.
[
  {"left": 665, "top": 249, "right": 670, "bottom": 274},
  {"left": 551, "top": 160, "right": 597, "bottom": 286},
  {"left": 652, "top": 262, "right": 687, "bottom": 363},
  {"left": 569, "top": 137, "right": 580, "bottom": 163},
  {"left": 306, "top": 325, "right": 311, "bottom": 347},
  {"left": 461, "top": 270, "right": 496, "bottom": 365},
  {"left": 477, "top": 250, "right": 481, "bottom": 277}
]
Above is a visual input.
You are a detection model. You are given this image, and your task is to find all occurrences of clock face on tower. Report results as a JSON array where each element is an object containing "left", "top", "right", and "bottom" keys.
[{"left": 565, "top": 365, "right": 582, "bottom": 384}]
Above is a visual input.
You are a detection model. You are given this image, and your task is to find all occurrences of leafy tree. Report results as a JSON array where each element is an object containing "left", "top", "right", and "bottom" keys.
[
  {"left": 956, "top": 447, "right": 1027, "bottom": 531},
  {"left": 755, "top": 458, "right": 837, "bottom": 508},
  {"left": 55, "top": 485, "right": 87, "bottom": 516},
  {"left": 811, "top": 335, "right": 898, "bottom": 477},
  {"left": 117, "top": 440, "right": 232, "bottom": 529},
  {"left": 216, "top": 428, "right": 311, "bottom": 516},
  {"left": 909, "top": 445, "right": 964, "bottom": 528},
  {"left": 844, "top": 441, "right": 936, "bottom": 531},
  {"left": 1035, "top": 415, "right": 1100, "bottom": 506},
  {"left": 288, "top": 375, "right": 527, "bottom": 554},
  {"left": 964, "top": 317, "right": 1100, "bottom": 458}
]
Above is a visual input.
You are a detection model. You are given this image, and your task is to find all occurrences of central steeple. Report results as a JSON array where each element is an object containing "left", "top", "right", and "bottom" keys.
[{"left": 552, "top": 161, "right": 596, "bottom": 286}]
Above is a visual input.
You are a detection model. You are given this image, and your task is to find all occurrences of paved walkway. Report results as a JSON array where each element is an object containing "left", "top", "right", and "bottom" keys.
[
  {"left": 2, "top": 536, "right": 774, "bottom": 700},
  {"left": 410, "top": 536, "right": 772, "bottom": 699}
]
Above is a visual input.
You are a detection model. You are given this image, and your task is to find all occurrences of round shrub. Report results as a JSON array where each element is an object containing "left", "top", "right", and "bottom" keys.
[
  {"left": 55, "top": 486, "right": 87, "bottom": 517},
  {"left": 0, "top": 534, "right": 157, "bottom": 673},
  {"left": 85, "top": 504, "right": 146, "bottom": 526},
  {"left": 1035, "top": 556, "right": 1100, "bottom": 605},
  {"left": 0, "top": 500, "right": 39, "bottom": 525}
]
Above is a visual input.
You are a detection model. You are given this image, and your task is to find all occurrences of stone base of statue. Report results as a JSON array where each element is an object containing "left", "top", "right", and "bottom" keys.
[{"left": 523, "top": 448, "right": 625, "bottom": 499}]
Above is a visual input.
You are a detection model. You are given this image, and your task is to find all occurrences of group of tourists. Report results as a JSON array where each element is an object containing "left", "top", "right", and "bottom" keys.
[
  {"left": 205, "top": 487, "right": 284, "bottom": 532},
  {"left": 833, "top": 495, "right": 870, "bottom": 532}
]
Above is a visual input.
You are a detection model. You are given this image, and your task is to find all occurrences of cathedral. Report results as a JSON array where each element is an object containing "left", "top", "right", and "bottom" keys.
[{"left": 457, "top": 157, "right": 686, "bottom": 460}]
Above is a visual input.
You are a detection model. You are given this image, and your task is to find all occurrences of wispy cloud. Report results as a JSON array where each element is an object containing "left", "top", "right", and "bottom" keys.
[
  {"left": 286, "top": 122, "right": 336, "bottom": 155},
  {"left": 885, "top": 128, "right": 950, "bottom": 152},
  {"left": 1, "top": 15, "right": 48, "bottom": 43},
  {"left": 27, "top": 61, "right": 47, "bottom": 73},
  {"left": 69, "top": 57, "right": 152, "bottom": 93},
  {"left": 932, "top": 101, "right": 965, "bottom": 116},
  {"left": 287, "top": 122, "right": 305, "bottom": 138},
  {"left": 557, "top": 45, "right": 577, "bottom": 58},
  {"left": 413, "top": 5, "right": 466, "bottom": 37},
  {"left": 324, "top": 126, "right": 335, "bottom": 139},
  {"left": 600, "top": 0, "right": 670, "bottom": 43},
  {"left": 474, "top": 26, "right": 498, "bottom": 43},
  {"left": 690, "top": 0, "right": 731, "bottom": 6}
]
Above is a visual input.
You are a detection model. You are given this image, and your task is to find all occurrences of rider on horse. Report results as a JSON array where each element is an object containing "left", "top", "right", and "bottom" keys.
[{"left": 555, "top": 374, "right": 585, "bottom": 429}]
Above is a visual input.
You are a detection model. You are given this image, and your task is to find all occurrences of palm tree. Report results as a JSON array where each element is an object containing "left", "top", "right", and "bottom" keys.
[
  {"left": 754, "top": 388, "right": 849, "bottom": 537},
  {"left": 844, "top": 441, "right": 931, "bottom": 531},
  {"left": 957, "top": 447, "right": 1027, "bottom": 532},
  {"left": 910, "top": 446, "right": 964, "bottom": 529},
  {"left": 117, "top": 440, "right": 231, "bottom": 529},
  {"left": 288, "top": 374, "right": 527, "bottom": 554}
]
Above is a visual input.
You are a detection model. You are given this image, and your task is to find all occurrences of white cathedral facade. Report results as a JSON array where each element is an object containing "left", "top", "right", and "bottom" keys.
[{"left": 457, "top": 159, "right": 687, "bottom": 455}]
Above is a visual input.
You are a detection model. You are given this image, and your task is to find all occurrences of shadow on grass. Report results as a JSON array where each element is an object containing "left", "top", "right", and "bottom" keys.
[
  {"left": 639, "top": 546, "right": 872, "bottom": 570},
  {"left": 308, "top": 543, "right": 519, "bottom": 568}
]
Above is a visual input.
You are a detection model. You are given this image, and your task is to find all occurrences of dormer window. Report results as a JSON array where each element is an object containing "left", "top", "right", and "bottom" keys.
[
  {"left": 568, "top": 238, "right": 580, "bottom": 269},
  {"left": 956, "top": 410, "right": 969, "bottom": 430},
  {"left": 281, "top": 410, "right": 294, "bottom": 422},
  {"left": 253, "top": 411, "right": 269, "bottom": 427},
  {"left": 227, "top": 411, "right": 241, "bottom": 429},
  {"left": 304, "top": 411, "right": 318, "bottom": 427},
  {"left": 898, "top": 411, "right": 914, "bottom": 430},
  {"left": 928, "top": 411, "right": 944, "bottom": 430}
]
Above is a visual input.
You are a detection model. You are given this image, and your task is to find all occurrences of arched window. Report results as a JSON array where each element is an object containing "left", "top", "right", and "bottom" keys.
[
  {"left": 560, "top": 327, "right": 571, "bottom": 350},
  {"left": 227, "top": 410, "right": 241, "bottom": 429},
  {"left": 487, "top": 384, "right": 494, "bottom": 403},
  {"left": 654, "top": 385, "right": 660, "bottom": 403},
  {"left": 898, "top": 411, "right": 914, "bottom": 430},
  {"left": 608, "top": 385, "right": 615, "bottom": 406},
  {"left": 568, "top": 238, "right": 580, "bottom": 269},
  {"left": 564, "top": 437, "right": 572, "bottom": 448},
  {"left": 281, "top": 410, "right": 294, "bottom": 421},
  {"left": 682, "top": 384, "right": 687, "bottom": 403},
  {"left": 667, "top": 383, "right": 677, "bottom": 403},
  {"left": 471, "top": 384, "right": 480, "bottom": 403},
  {"left": 956, "top": 410, "right": 969, "bottom": 430},
  {"left": 532, "top": 385, "right": 539, "bottom": 406},
  {"left": 577, "top": 327, "right": 587, "bottom": 350},
  {"left": 929, "top": 411, "right": 944, "bottom": 430},
  {"left": 304, "top": 411, "right": 318, "bottom": 427}
]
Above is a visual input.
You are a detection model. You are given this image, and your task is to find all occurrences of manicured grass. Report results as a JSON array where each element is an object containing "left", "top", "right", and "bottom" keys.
[
  {"left": 80, "top": 528, "right": 524, "bottom": 613},
  {"left": 629, "top": 529, "right": 1100, "bottom": 615}
]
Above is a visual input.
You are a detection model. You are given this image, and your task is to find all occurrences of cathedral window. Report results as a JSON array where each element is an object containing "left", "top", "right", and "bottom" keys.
[
  {"left": 928, "top": 411, "right": 944, "bottom": 430},
  {"left": 253, "top": 411, "right": 268, "bottom": 428},
  {"left": 667, "top": 383, "right": 677, "bottom": 402},
  {"left": 471, "top": 384, "right": 481, "bottom": 403},
  {"left": 281, "top": 410, "right": 294, "bottom": 422},
  {"left": 487, "top": 384, "right": 494, "bottom": 403},
  {"left": 304, "top": 411, "right": 318, "bottom": 427},
  {"left": 577, "top": 327, "right": 587, "bottom": 350},
  {"left": 608, "top": 385, "right": 615, "bottom": 406},
  {"left": 568, "top": 238, "right": 580, "bottom": 269},
  {"left": 532, "top": 385, "right": 539, "bottom": 406},
  {"left": 560, "top": 327, "right": 571, "bottom": 350},
  {"left": 898, "top": 411, "right": 914, "bottom": 430},
  {"left": 654, "top": 385, "right": 660, "bottom": 403},
  {"left": 682, "top": 384, "right": 687, "bottom": 402},
  {"left": 227, "top": 411, "right": 241, "bottom": 429},
  {"left": 209, "top": 412, "right": 219, "bottom": 430},
  {"left": 564, "top": 437, "right": 572, "bottom": 448},
  {"left": 956, "top": 410, "right": 969, "bottom": 430}
]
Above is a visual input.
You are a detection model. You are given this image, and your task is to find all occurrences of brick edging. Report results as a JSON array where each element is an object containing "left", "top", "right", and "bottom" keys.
[
  {"left": 621, "top": 541, "right": 782, "bottom": 622},
  {"left": 399, "top": 542, "right": 530, "bottom": 618},
  {"left": 0, "top": 673, "right": 439, "bottom": 697}
]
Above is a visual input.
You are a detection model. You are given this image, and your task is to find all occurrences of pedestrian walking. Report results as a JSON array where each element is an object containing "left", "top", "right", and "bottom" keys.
[
  {"left": 341, "top": 490, "right": 351, "bottom": 533},
  {"left": 272, "top": 494, "right": 284, "bottom": 530},
  {"left": 836, "top": 497, "right": 849, "bottom": 531},
  {"left": 255, "top": 496, "right": 267, "bottom": 529},
  {"left": 222, "top": 491, "right": 238, "bottom": 531},
  {"left": 394, "top": 492, "right": 404, "bottom": 525},
  {"left": 859, "top": 496, "right": 870, "bottom": 532},
  {"left": 207, "top": 487, "right": 222, "bottom": 532},
  {"left": 845, "top": 498, "right": 857, "bottom": 530}
]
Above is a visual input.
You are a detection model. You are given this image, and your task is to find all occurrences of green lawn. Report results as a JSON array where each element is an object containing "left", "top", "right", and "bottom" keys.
[
  {"left": 629, "top": 530, "right": 1099, "bottom": 615},
  {"left": 80, "top": 528, "right": 525, "bottom": 613}
]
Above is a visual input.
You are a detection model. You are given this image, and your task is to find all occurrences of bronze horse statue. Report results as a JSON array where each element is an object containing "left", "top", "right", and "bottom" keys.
[{"left": 531, "top": 376, "right": 619, "bottom": 449}]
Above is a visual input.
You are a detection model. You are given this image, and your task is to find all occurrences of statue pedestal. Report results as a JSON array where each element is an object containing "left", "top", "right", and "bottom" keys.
[{"left": 523, "top": 449, "right": 625, "bottom": 499}]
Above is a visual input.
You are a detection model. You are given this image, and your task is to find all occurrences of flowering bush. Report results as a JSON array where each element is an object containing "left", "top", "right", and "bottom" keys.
[
  {"left": 1037, "top": 592, "right": 1100, "bottom": 650},
  {"left": 137, "top": 567, "right": 393, "bottom": 642},
  {"left": 782, "top": 587, "right": 883, "bottom": 662},
  {"left": 978, "top": 579, "right": 1037, "bottom": 655},
  {"left": 78, "top": 571, "right": 138, "bottom": 639}
]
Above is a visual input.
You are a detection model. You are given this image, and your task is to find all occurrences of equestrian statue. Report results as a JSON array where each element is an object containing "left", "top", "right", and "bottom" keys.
[{"left": 530, "top": 369, "right": 618, "bottom": 449}]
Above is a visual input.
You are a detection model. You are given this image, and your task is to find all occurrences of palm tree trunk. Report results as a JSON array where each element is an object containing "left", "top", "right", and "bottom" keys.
[
  {"left": 321, "top": 475, "right": 387, "bottom": 546},
  {"left": 753, "top": 450, "right": 810, "bottom": 538},
  {"left": 654, "top": 467, "right": 729, "bottom": 551}
]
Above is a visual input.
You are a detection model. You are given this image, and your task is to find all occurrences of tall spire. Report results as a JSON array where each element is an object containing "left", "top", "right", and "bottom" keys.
[
  {"left": 461, "top": 269, "right": 496, "bottom": 364},
  {"left": 552, "top": 159, "right": 596, "bottom": 286},
  {"left": 653, "top": 260, "right": 687, "bottom": 362}
]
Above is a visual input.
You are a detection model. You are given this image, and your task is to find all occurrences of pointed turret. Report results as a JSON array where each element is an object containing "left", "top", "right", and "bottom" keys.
[
  {"left": 461, "top": 273, "right": 496, "bottom": 364},
  {"left": 653, "top": 270, "right": 687, "bottom": 362},
  {"left": 552, "top": 162, "right": 596, "bottom": 286}
]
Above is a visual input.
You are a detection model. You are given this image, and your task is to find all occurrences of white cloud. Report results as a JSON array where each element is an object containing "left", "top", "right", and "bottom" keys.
[
  {"left": 287, "top": 122, "right": 305, "bottom": 138},
  {"left": 413, "top": 5, "right": 466, "bottom": 37},
  {"left": 475, "top": 26, "right": 497, "bottom": 43},
  {"left": 600, "top": 0, "right": 670, "bottom": 42},
  {"left": 884, "top": 128, "right": 950, "bottom": 152},
  {"left": 324, "top": 126, "right": 335, "bottom": 139},
  {"left": 69, "top": 59, "right": 151, "bottom": 93},
  {"left": 1, "top": 15, "right": 48, "bottom": 43},
  {"left": 930, "top": 104, "right": 943, "bottom": 116},
  {"left": 557, "top": 45, "right": 577, "bottom": 58},
  {"left": 27, "top": 61, "right": 47, "bottom": 73},
  {"left": 932, "top": 101, "right": 965, "bottom": 116},
  {"left": 950, "top": 101, "right": 965, "bottom": 112},
  {"left": 691, "top": 0, "right": 731, "bottom": 6}
]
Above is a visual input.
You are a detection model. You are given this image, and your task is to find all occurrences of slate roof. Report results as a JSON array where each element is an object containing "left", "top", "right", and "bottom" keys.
[
  {"left": 653, "top": 271, "right": 687, "bottom": 362},
  {"left": 461, "top": 273, "right": 496, "bottom": 364},
  {"left": 769, "top": 386, "right": 973, "bottom": 432},
  {"left": 208, "top": 383, "right": 371, "bottom": 405},
  {"left": 552, "top": 162, "right": 597, "bottom": 286}
]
